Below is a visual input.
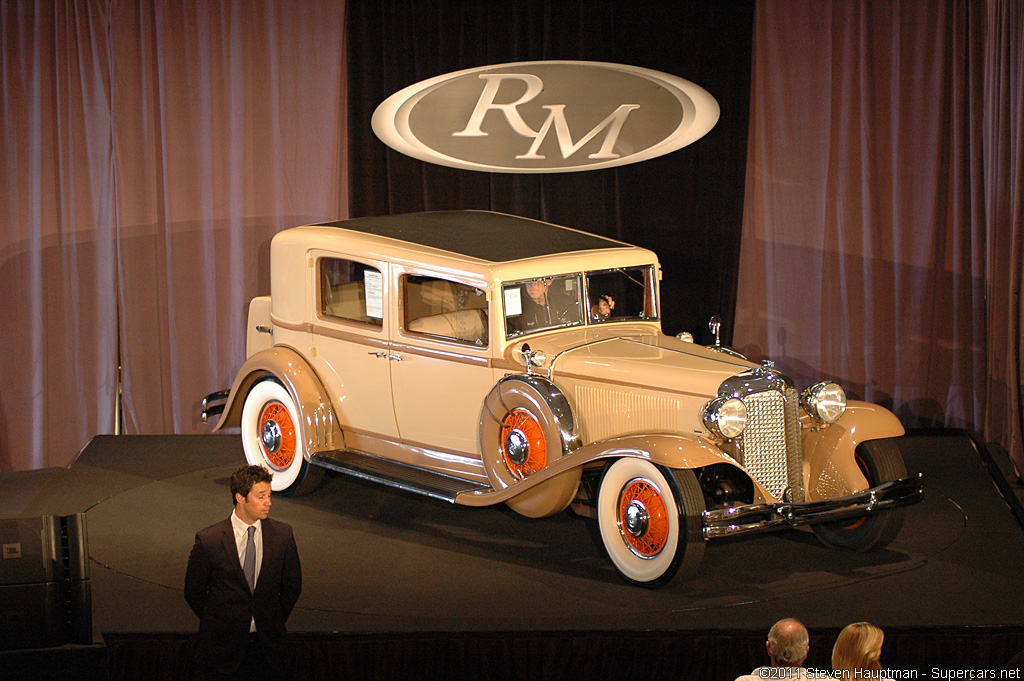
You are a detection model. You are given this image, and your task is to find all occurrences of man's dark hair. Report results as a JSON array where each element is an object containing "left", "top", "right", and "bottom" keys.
[{"left": 230, "top": 465, "right": 273, "bottom": 504}]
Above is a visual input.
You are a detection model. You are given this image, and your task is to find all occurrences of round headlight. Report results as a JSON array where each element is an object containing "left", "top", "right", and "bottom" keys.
[
  {"left": 802, "top": 381, "right": 847, "bottom": 424},
  {"left": 702, "top": 396, "right": 747, "bottom": 440}
]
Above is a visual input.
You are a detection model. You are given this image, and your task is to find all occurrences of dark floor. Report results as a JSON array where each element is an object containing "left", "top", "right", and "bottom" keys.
[{"left": 1, "top": 430, "right": 1022, "bottom": 640}]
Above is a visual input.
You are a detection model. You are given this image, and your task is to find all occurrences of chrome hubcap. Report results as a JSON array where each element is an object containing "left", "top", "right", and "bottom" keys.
[
  {"left": 623, "top": 499, "right": 649, "bottom": 538},
  {"left": 504, "top": 429, "right": 529, "bottom": 466},
  {"left": 261, "top": 420, "right": 282, "bottom": 453}
]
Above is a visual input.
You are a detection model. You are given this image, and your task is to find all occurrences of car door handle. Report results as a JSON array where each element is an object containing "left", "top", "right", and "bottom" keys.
[{"left": 367, "top": 351, "right": 403, "bottom": 361}]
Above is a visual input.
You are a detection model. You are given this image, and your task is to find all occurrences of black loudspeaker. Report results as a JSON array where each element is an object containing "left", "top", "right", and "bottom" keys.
[{"left": 0, "top": 514, "right": 92, "bottom": 650}]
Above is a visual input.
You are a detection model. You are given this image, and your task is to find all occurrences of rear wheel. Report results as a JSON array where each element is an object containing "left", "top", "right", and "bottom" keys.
[
  {"left": 812, "top": 438, "right": 907, "bottom": 551},
  {"left": 596, "top": 458, "right": 705, "bottom": 587},
  {"left": 241, "top": 378, "right": 324, "bottom": 496}
]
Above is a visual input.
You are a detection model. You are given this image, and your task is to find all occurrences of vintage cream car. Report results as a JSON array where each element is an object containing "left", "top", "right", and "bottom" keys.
[{"left": 203, "top": 210, "right": 923, "bottom": 587}]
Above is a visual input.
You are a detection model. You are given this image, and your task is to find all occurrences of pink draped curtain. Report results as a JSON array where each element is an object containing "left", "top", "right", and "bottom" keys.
[
  {"left": 1, "top": 0, "right": 347, "bottom": 472},
  {"left": 1, "top": 1, "right": 118, "bottom": 472},
  {"left": 736, "top": 0, "right": 1024, "bottom": 471}
]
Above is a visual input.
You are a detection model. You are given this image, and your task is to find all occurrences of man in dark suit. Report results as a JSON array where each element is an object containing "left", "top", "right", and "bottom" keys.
[
  {"left": 518, "top": 277, "right": 582, "bottom": 330},
  {"left": 185, "top": 465, "right": 302, "bottom": 680}
]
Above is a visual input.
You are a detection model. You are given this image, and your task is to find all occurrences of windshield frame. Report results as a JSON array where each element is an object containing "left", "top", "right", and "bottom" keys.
[{"left": 502, "top": 264, "right": 659, "bottom": 340}]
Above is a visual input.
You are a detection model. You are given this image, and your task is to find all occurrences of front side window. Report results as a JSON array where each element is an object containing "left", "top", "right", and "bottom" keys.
[
  {"left": 503, "top": 274, "right": 584, "bottom": 338},
  {"left": 319, "top": 257, "right": 383, "bottom": 327},
  {"left": 403, "top": 275, "right": 488, "bottom": 346}
]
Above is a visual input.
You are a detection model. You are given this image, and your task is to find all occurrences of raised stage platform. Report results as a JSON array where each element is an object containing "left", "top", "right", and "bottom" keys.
[{"left": 1, "top": 432, "right": 1023, "bottom": 680}]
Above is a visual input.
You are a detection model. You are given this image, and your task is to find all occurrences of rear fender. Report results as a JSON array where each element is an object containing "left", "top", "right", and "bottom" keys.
[
  {"left": 802, "top": 400, "right": 905, "bottom": 501},
  {"left": 212, "top": 346, "right": 344, "bottom": 455}
]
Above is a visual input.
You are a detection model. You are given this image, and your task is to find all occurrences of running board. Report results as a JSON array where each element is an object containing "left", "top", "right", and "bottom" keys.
[{"left": 309, "top": 450, "right": 491, "bottom": 503}]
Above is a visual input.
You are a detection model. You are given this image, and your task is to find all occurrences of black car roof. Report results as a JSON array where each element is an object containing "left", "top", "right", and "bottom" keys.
[{"left": 314, "top": 210, "right": 628, "bottom": 263}]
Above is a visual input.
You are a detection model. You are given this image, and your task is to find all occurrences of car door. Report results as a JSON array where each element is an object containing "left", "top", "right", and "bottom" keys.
[
  {"left": 389, "top": 268, "right": 496, "bottom": 461},
  {"left": 307, "top": 252, "right": 399, "bottom": 440}
]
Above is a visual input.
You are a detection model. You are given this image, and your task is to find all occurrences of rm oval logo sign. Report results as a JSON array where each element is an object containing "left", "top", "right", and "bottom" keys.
[{"left": 372, "top": 61, "right": 720, "bottom": 173}]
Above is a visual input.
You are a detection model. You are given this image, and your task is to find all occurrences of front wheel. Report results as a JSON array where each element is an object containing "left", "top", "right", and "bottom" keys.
[
  {"left": 596, "top": 458, "right": 706, "bottom": 587},
  {"left": 812, "top": 438, "right": 907, "bottom": 551},
  {"left": 240, "top": 378, "right": 324, "bottom": 496}
]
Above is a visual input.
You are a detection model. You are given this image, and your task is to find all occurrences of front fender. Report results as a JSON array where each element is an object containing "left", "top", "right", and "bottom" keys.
[
  {"left": 802, "top": 400, "right": 905, "bottom": 501},
  {"left": 455, "top": 431, "right": 757, "bottom": 506},
  {"left": 576, "top": 433, "right": 739, "bottom": 471},
  {"left": 212, "top": 345, "right": 344, "bottom": 455}
]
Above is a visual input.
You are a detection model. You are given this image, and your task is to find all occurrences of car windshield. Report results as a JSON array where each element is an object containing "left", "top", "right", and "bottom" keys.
[
  {"left": 503, "top": 265, "right": 658, "bottom": 339},
  {"left": 503, "top": 274, "right": 584, "bottom": 338},
  {"left": 585, "top": 265, "right": 659, "bottom": 324}
]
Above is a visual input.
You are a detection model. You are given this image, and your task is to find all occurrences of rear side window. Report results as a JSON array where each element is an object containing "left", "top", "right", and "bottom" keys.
[
  {"left": 403, "top": 275, "right": 488, "bottom": 346},
  {"left": 319, "top": 257, "right": 383, "bottom": 327}
]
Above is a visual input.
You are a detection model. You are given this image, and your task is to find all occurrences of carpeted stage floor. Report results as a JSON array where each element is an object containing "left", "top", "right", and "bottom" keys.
[{"left": 2, "top": 431, "right": 1023, "bottom": 679}]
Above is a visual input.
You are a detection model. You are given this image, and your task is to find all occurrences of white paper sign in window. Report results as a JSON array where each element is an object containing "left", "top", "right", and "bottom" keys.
[
  {"left": 364, "top": 270, "right": 383, "bottom": 319},
  {"left": 504, "top": 287, "right": 522, "bottom": 316}
]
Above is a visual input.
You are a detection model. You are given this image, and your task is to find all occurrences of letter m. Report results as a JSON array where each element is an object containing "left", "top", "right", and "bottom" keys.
[{"left": 516, "top": 104, "right": 641, "bottom": 160}]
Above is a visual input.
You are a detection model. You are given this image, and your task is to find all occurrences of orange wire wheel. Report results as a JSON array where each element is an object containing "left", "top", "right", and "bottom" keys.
[
  {"left": 597, "top": 459, "right": 704, "bottom": 585},
  {"left": 499, "top": 408, "right": 548, "bottom": 479},
  {"left": 617, "top": 477, "right": 670, "bottom": 558},
  {"left": 257, "top": 400, "right": 297, "bottom": 470},
  {"left": 478, "top": 375, "right": 582, "bottom": 518}
]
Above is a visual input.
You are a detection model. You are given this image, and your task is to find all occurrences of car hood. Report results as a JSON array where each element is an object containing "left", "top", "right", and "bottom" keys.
[{"left": 545, "top": 329, "right": 759, "bottom": 399}]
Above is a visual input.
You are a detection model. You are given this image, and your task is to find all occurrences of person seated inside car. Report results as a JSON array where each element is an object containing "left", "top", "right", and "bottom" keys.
[
  {"left": 519, "top": 278, "right": 582, "bottom": 329},
  {"left": 590, "top": 294, "right": 616, "bottom": 321}
]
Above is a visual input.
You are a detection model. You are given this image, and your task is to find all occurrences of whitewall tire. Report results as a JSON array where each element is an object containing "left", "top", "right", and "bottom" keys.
[
  {"left": 240, "top": 378, "right": 322, "bottom": 496},
  {"left": 596, "top": 458, "right": 705, "bottom": 587}
]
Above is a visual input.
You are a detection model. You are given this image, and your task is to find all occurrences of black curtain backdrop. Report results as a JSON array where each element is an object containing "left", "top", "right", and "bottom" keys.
[
  {"left": 346, "top": 1, "right": 755, "bottom": 340},
  {"left": 100, "top": 627, "right": 1024, "bottom": 681}
]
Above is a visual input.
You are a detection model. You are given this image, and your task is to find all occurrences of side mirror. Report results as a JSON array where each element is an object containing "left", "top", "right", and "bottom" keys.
[{"left": 709, "top": 315, "right": 722, "bottom": 346}]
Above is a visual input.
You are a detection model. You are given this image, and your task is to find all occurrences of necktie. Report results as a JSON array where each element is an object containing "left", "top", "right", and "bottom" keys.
[{"left": 243, "top": 525, "right": 256, "bottom": 591}]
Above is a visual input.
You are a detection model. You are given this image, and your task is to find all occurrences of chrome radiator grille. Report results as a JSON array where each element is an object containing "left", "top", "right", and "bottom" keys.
[{"left": 737, "top": 387, "right": 805, "bottom": 502}]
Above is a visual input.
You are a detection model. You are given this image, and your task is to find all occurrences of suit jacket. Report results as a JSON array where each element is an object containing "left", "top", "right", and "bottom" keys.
[
  {"left": 184, "top": 516, "right": 301, "bottom": 675},
  {"left": 517, "top": 288, "right": 581, "bottom": 331}
]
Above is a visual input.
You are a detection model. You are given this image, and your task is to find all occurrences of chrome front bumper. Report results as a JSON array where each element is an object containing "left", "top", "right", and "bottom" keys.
[{"left": 702, "top": 474, "right": 924, "bottom": 540}]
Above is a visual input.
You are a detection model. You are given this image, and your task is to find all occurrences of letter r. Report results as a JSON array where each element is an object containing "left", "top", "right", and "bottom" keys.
[{"left": 452, "top": 74, "right": 544, "bottom": 138}]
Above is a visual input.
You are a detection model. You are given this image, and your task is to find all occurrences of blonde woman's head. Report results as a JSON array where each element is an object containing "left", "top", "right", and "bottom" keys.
[{"left": 832, "top": 622, "right": 885, "bottom": 675}]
